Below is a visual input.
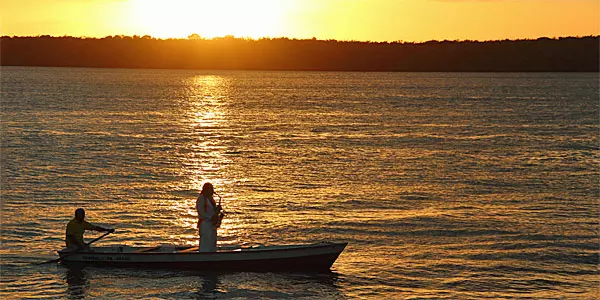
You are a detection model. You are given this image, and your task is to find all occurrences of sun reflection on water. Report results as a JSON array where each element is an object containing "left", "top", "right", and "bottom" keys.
[
  {"left": 183, "top": 75, "right": 231, "bottom": 187},
  {"left": 172, "top": 74, "right": 241, "bottom": 246}
]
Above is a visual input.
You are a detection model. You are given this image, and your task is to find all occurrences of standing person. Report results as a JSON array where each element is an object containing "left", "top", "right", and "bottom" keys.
[
  {"left": 65, "top": 208, "right": 114, "bottom": 250},
  {"left": 196, "top": 182, "right": 220, "bottom": 252}
]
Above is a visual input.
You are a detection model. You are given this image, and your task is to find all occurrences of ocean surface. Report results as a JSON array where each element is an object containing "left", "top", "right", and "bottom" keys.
[{"left": 0, "top": 67, "right": 598, "bottom": 299}]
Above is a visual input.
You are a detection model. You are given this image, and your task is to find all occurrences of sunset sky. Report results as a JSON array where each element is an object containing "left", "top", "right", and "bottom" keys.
[{"left": 1, "top": 0, "right": 598, "bottom": 42}]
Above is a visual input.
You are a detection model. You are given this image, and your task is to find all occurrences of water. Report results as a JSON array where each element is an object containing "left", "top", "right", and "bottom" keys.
[{"left": 1, "top": 67, "right": 598, "bottom": 299}]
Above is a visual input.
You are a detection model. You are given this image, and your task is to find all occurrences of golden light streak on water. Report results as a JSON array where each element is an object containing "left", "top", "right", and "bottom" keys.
[{"left": 168, "top": 74, "right": 246, "bottom": 247}]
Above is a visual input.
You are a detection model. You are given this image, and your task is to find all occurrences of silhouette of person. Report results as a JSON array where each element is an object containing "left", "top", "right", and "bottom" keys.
[
  {"left": 65, "top": 208, "right": 114, "bottom": 250},
  {"left": 196, "top": 183, "right": 222, "bottom": 252}
]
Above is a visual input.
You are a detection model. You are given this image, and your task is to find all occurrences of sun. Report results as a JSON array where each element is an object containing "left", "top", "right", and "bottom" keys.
[{"left": 127, "top": 0, "right": 294, "bottom": 39}]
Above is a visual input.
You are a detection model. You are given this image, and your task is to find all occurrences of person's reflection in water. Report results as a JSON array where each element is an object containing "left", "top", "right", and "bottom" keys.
[
  {"left": 64, "top": 265, "right": 88, "bottom": 300},
  {"left": 195, "top": 272, "right": 220, "bottom": 299}
]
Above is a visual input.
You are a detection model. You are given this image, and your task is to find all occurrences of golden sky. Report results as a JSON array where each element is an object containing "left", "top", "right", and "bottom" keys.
[{"left": 1, "top": 0, "right": 599, "bottom": 41}]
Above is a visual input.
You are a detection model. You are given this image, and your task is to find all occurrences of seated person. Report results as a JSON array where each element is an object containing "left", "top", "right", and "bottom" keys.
[{"left": 65, "top": 208, "right": 113, "bottom": 250}]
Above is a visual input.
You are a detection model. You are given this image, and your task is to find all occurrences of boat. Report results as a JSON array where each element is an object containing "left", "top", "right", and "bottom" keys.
[{"left": 58, "top": 242, "right": 347, "bottom": 271}]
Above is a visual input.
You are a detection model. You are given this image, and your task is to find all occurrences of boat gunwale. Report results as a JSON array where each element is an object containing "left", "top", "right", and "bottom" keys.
[{"left": 59, "top": 242, "right": 348, "bottom": 257}]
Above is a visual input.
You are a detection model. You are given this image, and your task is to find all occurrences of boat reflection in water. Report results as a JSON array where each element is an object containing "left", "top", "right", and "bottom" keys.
[
  {"left": 64, "top": 264, "right": 88, "bottom": 299},
  {"left": 195, "top": 272, "right": 220, "bottom": 298}
]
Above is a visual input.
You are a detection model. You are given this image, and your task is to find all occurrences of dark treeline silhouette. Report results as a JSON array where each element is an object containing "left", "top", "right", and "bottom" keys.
[{"left": 1, "top": 35, "right": 598, "bottom": 72}]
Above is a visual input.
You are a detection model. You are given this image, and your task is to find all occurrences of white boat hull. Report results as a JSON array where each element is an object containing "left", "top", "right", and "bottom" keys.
[{"left": 58, "top": 242, "right": 347, "bottom": 271}]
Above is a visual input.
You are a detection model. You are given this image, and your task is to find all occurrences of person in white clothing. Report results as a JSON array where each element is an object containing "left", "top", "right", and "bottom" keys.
[{"left": 196, "top": 182, "right": 219, "bottom": 252}]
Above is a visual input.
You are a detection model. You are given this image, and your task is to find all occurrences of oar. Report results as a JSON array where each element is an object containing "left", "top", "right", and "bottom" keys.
[{"left": 36, "top": 230, "right": 113, "bottom": 265}]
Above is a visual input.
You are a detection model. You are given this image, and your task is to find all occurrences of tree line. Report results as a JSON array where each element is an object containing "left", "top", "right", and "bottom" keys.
[{"left": 1, "top": 35, "right": 598, "bottom": 72}]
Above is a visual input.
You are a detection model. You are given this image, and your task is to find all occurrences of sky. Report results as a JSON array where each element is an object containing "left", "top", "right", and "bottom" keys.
[{"left": 1, "top": 0, "right": 599, "bottom": 42}]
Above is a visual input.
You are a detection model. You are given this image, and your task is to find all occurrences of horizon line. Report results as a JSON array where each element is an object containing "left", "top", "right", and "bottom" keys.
[{"left": 3, "top": 34, "right": 599, "bottom": 44}]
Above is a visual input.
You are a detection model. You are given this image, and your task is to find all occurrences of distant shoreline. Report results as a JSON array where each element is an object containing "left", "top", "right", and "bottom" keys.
[{"left": 1, "top": 35, "right": 598, "bottom": 72}]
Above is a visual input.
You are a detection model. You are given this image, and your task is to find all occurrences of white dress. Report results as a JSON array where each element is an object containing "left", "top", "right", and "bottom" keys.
[{"left": 196, "top": 194, "right": 217, "bottom": 252}]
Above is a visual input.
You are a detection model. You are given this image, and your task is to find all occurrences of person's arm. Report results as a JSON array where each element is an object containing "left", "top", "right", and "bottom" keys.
[
  {"left": 98, "top": 226, "right": 115, "bottom": 233},
  {"left": 84, "top": 221, "right": 114, "bottom": 233}
]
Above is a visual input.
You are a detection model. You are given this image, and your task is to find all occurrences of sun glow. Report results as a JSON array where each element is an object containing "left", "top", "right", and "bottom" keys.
[{"left": 127, "top": 0, "right": 294, "bottom": 39}]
